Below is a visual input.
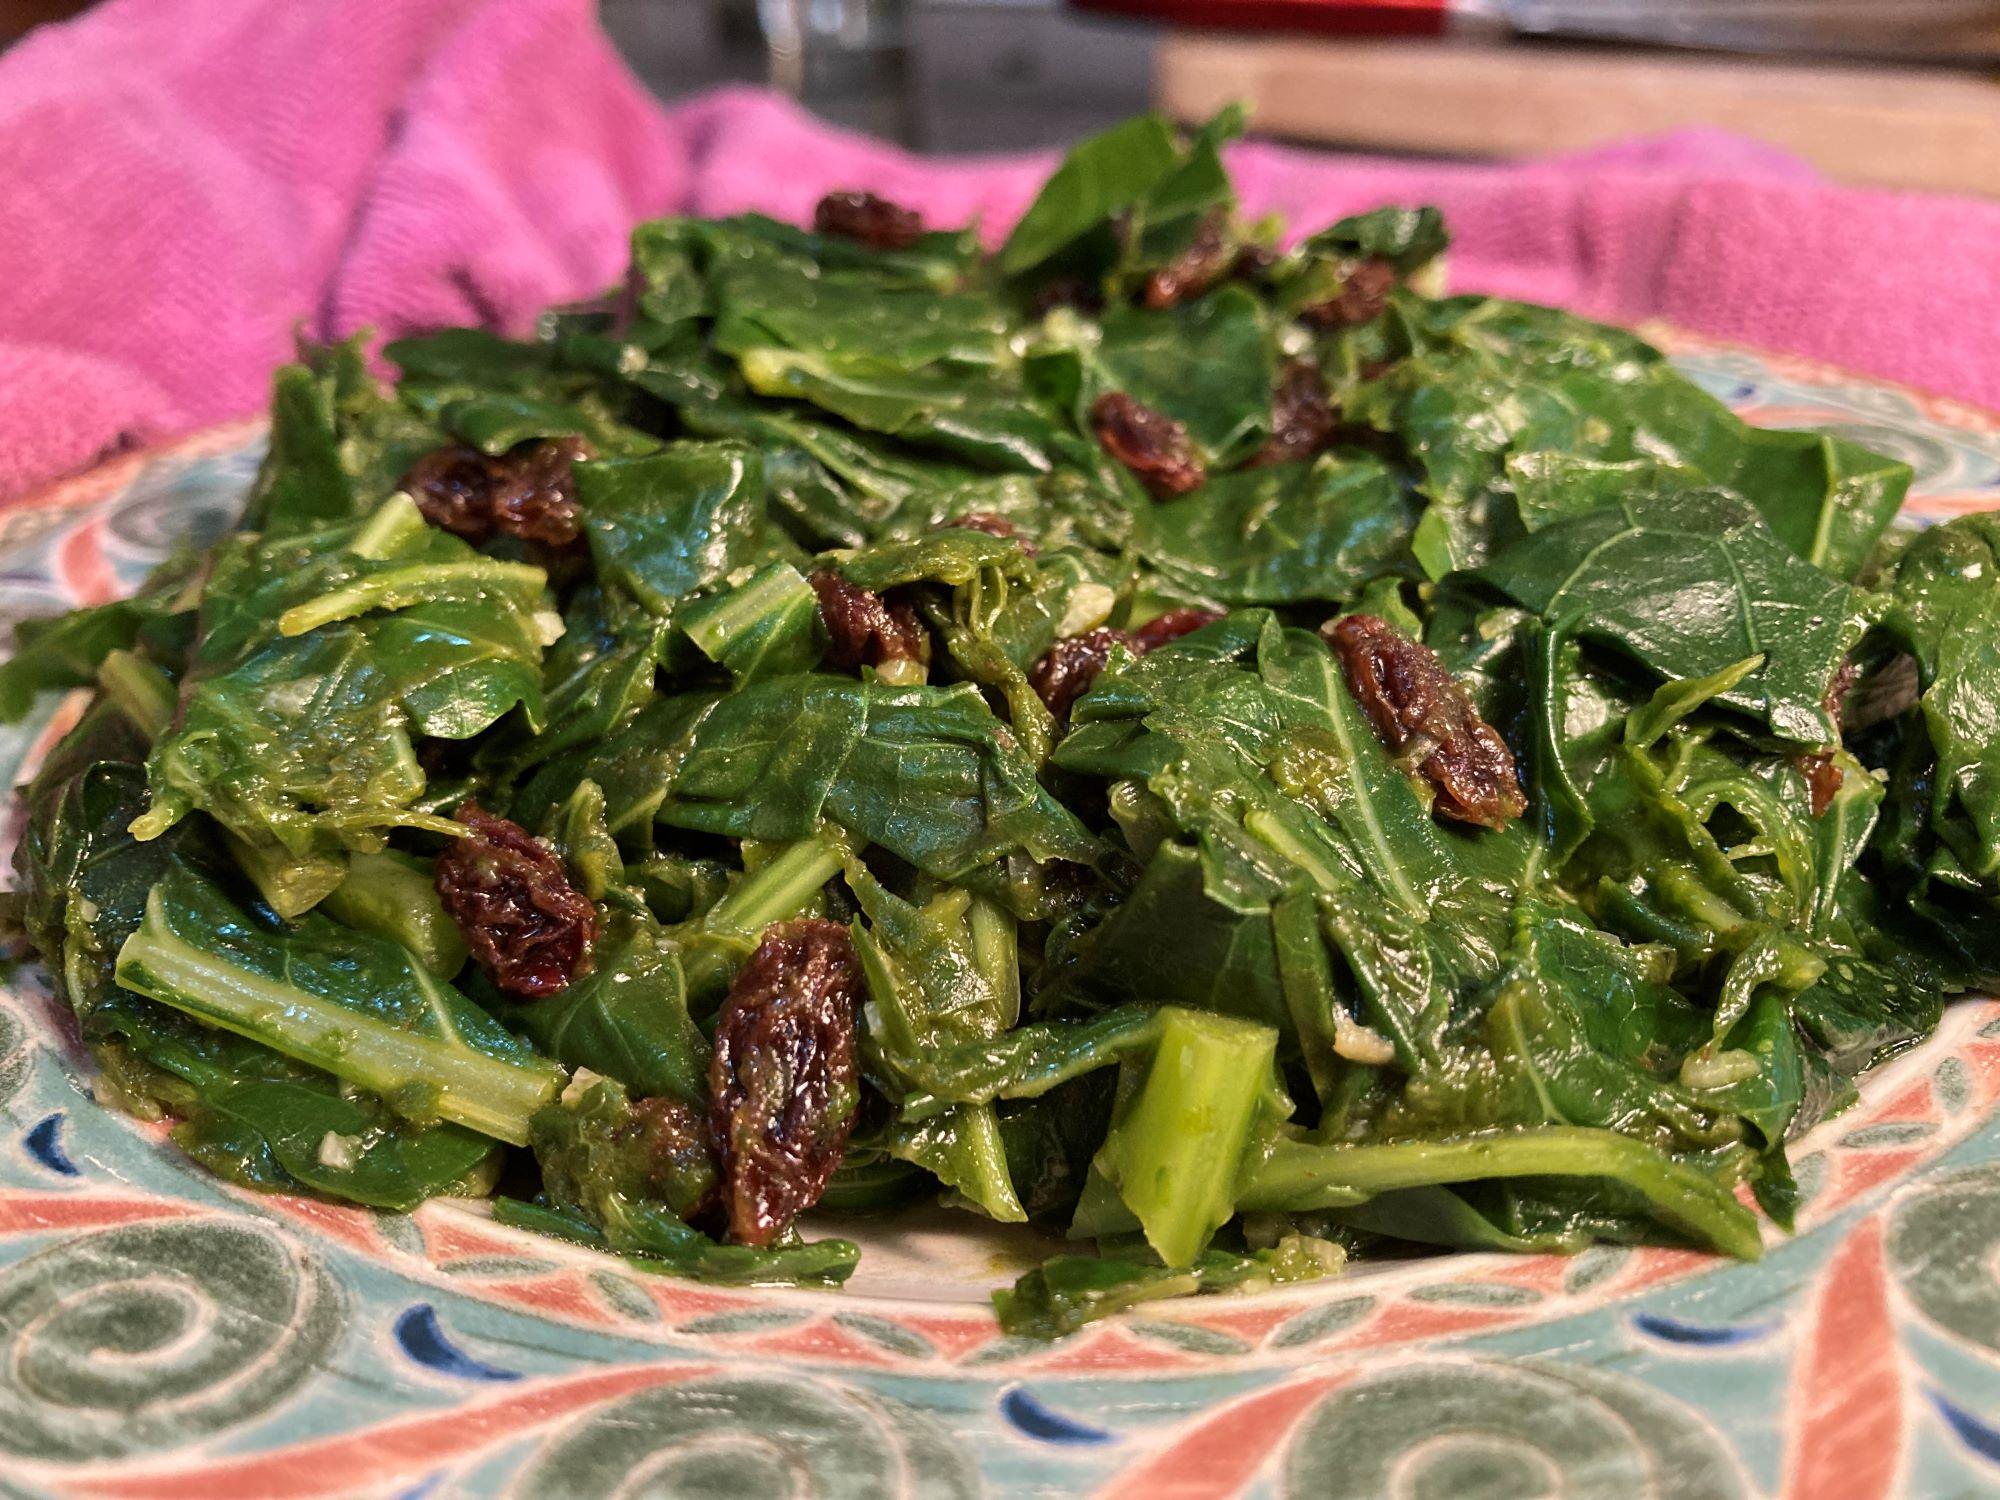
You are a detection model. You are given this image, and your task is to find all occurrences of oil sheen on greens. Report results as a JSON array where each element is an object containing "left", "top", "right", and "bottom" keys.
[{"left": 2, "top": 110, "right": 1981, "bottom": 1339}]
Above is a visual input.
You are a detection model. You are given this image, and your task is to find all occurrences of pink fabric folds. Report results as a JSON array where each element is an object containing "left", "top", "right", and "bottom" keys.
[{"left": 3, "top": 0, "right": 1997, "bottom": 502}]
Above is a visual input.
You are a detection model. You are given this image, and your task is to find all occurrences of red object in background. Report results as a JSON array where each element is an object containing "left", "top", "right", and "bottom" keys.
[{"left": 1073, "top": 0, "right": 1454, "bottom": 37}]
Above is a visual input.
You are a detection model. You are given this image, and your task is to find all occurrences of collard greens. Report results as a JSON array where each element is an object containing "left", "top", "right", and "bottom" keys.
[{"left": 4, "top": 111, "right": 1982, "bottom": 1337}]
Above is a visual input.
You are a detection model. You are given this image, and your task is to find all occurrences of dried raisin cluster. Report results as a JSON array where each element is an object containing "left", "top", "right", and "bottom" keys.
[
  {"left": 1325, "top": 614, "right": 1527, "bottom": 830},
  {"left": 434, "top": 805, "right": 598, "bottom": 996},
  {"left": 709, "top": 919, "right": 863, "bottom": 1245}
]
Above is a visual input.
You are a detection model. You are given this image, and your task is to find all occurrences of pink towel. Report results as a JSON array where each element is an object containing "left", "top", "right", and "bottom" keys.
[{"left": 2, "top": 0, "right": 1997, "bottom": 504}]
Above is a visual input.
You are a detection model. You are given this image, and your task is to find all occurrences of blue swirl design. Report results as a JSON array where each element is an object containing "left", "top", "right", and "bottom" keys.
[
  {"left": 393, "top": 1304, "right": 519, "bottom": 1382},
  {"left": 1632, "top": 1313, "right": 1775, "bottom": 1347},
  {"left": 999, "top": 1385, "right": 1115, "bottom": 1445},
  {"left": 0, "top": 1218, "right": 337, "bottom": 1461},
  {"left": 23, "top": 1112, "right": 79, "bottom": 1177},
  {"left": 512, "top": 1375, "right": 977, "bottom": 1498}
]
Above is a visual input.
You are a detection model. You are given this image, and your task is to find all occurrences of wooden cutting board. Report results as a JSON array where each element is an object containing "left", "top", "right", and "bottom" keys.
[{"left": 1155, "top": 32, "right": 2000, "bottom": 197}]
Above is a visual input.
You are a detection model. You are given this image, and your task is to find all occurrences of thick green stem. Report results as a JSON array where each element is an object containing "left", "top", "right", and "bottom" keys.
[
  {"left": 320, "top": 850, "right": 470, "bottom": 978},
  {"left": 679, "top": 560, "right": 822, "bottom": 685},
  {"left": 349, "top": 493, "right": 430, "bottom": 559},
  {"left": 680, "top": 828, "right": 850, "bottom": 995},
  {"left": 223, "top": 832, "right": 348, "bottom": 920},
  {"left": 966, "top": 893, "right": 1020, "bottom": 1029},
  {"left": 279, "top": 560, "right": 546, "bottom": 636},
  {"left": 1093, "top": 1007, "right": 1280, "bottom": 1268},
  {"left": 95, "top": 650, "right": 176, "bottom": 740},
  {"left": 117, "top": 883, "right": 562, "bottom": 1145},
  {"left": 1239, "top": 1127, "right": 1761, "bottom": 1259}
]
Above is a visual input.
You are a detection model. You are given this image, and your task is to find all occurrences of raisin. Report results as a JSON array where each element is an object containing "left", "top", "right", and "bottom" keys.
[
  {"left": 1231, "top": 242, "right": 1280, "bottom": 282},
  {"left": 1249, "top": 359, "right": 1340, "bottom": 468},
  {"left": 1030, "top": 627, "right": 1123, "bottom": 726},
  {"left": 434, "top": 804, "right": 598, "bottom": 997},
  {"left": 1027, "top": 276, "right": 1102, "bottom": 318},
  {"left": 813, "top": 190, "right": 923, "bottom": 250},
  {"left": 935, "top": 512, "right": 1038, "bottom": 557},
  {"left": 402, "top": 436, "right": 593, "bottom": 547},
  {"left": 810, "top": 570, "right": 929, "bottom": 679},
  {"left": 1090, "top": 392, "right": 1205, "bottom": 499},
  {"left": 488, "top": 435, "right": 593, "bottom": 547},
  {"left": 709, "top": 919, "right": 863, "bottom": 1246},
  {"left": 1128, "top": 607, "right": 1223, "bottom": 654},
  {"left": 1032, "top": 609, "right": 1221, "bottom": 725},
  {"left": 1324, "top": 614, "right": 1527, "bottom": 830},
  {"left": 401, "top": 446, "right": 494, "bottom": 539},
  {"left": 1143, "top": 208, "right": 1234, "bottom": 310},
  {"left": 615, "top": 1096, "right": 721, "bottom": 1224},
  {"left": 1302, "top": 258, "right": 1398, "bottom": 330},
  {"left": 1798, "top": 658, "right": 1860, "bottom": 816}
]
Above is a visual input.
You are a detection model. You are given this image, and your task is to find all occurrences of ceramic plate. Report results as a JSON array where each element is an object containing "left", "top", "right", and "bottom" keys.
[{"left": 4, "top": 333, "right": 2000, "bottom": 1500}]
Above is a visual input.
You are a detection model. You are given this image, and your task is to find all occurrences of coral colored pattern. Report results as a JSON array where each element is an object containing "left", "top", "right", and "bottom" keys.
[{"left": 3, "top": 345, "right": 2000, "bottom": 1497}]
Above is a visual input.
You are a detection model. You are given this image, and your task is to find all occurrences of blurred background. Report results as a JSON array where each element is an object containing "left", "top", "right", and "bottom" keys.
[{"left": 3, "top": 0, "right": 1997, "bottom": 192}]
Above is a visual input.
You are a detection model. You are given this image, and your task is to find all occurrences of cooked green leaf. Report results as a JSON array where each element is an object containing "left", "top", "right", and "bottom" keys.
[
  {"left": 116, "top": 862, "right": 564, "bottom": 1144},
  {"left": 1480, "top": 489, "right": 1862, "bottom": 743}
]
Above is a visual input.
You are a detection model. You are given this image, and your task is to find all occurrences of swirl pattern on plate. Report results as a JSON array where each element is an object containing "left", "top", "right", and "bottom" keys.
[
  {"left": 1281, "top": 1359, "right": 1745, "bottom": 1500},
  {"left": 0, "top": 1001, "right": 26, "bottom": 1106},
  {"left": 509, "top": 1375, "right": 979, "bottom": 1499},
  {"left": 0, "top": 1218, "right": 339, "bottom": 1462}
]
